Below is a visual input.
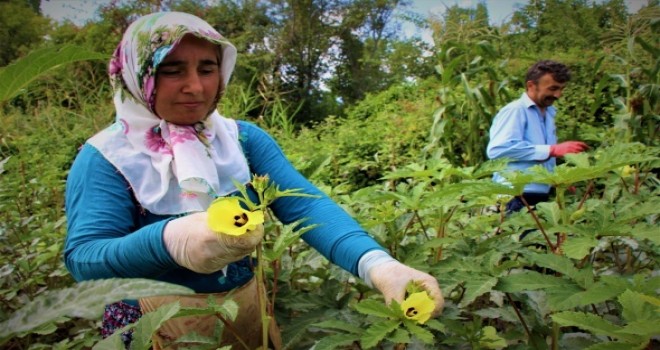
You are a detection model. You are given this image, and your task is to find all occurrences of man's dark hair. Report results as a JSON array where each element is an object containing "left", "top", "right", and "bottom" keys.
[{"left": 526, "top": 60, "right": 571, "bottom": 84}]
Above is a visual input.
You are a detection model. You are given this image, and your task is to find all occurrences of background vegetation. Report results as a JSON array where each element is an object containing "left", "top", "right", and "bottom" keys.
[{"left": 0, "top": 0, "right": 658, "bottom": 349}]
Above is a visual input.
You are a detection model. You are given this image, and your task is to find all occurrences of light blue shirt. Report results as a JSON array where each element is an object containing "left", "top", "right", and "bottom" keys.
[{"left": 486, "top": 93, "right": 557, "bottom": 194}]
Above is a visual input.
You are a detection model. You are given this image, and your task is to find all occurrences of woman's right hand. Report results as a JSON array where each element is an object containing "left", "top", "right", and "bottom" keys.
[{"left": 163, "top": 212, "right": 264, "bottom": 274}]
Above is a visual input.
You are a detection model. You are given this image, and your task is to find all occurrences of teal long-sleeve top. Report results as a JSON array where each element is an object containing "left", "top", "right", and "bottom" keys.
[{"left": 64, "top": 120, "right": 384, "bottom": 294}]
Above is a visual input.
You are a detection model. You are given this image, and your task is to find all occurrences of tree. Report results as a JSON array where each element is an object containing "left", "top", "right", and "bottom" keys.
[
  {"left": 0, "top": 0, "right": 50, "bottom": 66},
  {"left": 328, "top": 0, "right": 407, "bottom": 106},
  {"left": 508, "top": 0, "right": 629, "bottom": 53}
]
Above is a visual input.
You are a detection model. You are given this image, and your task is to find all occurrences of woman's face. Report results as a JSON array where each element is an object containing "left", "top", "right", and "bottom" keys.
[{"left": 154, "top": 34, "right": 222, "bottom": 125}]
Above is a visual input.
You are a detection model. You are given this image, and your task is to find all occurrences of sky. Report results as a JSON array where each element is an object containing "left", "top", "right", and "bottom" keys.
[
  {"left": 40, "top": 0, "right": 647, "bottom": 42},
  {"left": 39, "top": 0, "right": 529, "bottom": 25}
]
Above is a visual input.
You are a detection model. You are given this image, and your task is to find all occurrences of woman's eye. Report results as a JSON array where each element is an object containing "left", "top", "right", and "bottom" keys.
[{"left": 199, "top": 67, "right": 218, "bottom": 75}]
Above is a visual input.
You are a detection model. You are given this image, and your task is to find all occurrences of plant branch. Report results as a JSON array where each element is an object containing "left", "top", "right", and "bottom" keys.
[
  {"left": 269, "top": 259, "right": 279, "bottom": 317},
  {"left": 577, "top": 181, "right": 593, "bottom": 210},
  {"left": 413, "top": 210, "right": 430, "bottom": 240},
  {"left": 619, "top": 176, "right": 630, "bottom": 193},
  {"left": 611, "top": 242, "right": 623, "bottom": 271},
  {"left": 633, "top": 169, "right": 640, "bottom": 194},
  {"left": 505, "top": 293, "right": 535, "bottom": 348},
  {"left": 519, "top": 196, "right": 556, "bottom": 252},
  {"left": 256, "top": 244, "right": 270, "bottom": 348},
  {"left": 215, "top": 313, "right": 251, "bottom": 350}
]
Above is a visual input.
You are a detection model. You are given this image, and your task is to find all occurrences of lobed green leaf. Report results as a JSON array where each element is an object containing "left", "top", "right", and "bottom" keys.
[
  {"left": 361, "top": 320, "right": 401, "bottom": 349},
  {"left": 0, "top": 278, "right": 193, "bottom": 338},
  {"left": 314, "top": 333, "right": 359, "bottom": 350},
  {"left": 354, "top": 299, "right": 399, "bottom": 319}
]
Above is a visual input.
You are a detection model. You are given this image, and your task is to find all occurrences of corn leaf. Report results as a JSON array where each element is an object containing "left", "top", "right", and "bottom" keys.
[{"left": 0, "top": 45, "right": 108, "bottom": 103}]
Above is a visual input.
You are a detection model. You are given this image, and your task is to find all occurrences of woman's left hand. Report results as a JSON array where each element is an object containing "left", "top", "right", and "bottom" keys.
[{"left": 369, "top": 260, "right": 444, "bottom": 317}]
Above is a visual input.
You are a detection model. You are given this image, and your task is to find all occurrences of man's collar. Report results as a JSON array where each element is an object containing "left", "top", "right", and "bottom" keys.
[
  {"left": 521, "top": 92, "right": 556, "bottom": 116},
  {"left": 521, "top": 92, "right": 536, "bottom": 108}
]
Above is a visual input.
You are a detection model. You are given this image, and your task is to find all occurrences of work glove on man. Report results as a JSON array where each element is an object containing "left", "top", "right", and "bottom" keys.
[
  {"left": 163, "top": 212, "right": 264, "bottom": 274},
  {"left": 550, "top": 141, "right": 588, "bottom": 158},
  {"left": 369, "top": 260, "right": 445, "bottom": 317}
]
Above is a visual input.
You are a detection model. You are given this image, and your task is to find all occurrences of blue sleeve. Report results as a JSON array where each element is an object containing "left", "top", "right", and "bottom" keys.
[
  {"left": 486, "top": 104, "right": 551, "bottom": 161},
  {"left": 64, "top": 144, "right": 179, "bottom": 281},
  {"left": 238, "top": 121, "right": 386, "bottom": 275}
]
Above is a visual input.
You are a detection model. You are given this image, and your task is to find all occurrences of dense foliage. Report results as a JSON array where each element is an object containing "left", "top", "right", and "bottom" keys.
[{"left": 0, "top": 0, "right": 658, "bottom": 349}]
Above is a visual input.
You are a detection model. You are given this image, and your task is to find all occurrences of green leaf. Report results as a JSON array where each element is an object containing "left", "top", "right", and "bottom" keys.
[
  {"left": 479, "top": 326, "right": 507, "bottom": 349},
  {"left": 619, "top": 290, "right": 656, "bottom": 323},
  {"left": 526, "top": 252, "right": 587, "bottom": 285},
  {"left": 637, "top": 293, "right": 660, "bottom": 307},
  {"left": 354, "top": 299, "right": 399, "bottom": 318},
  {"left": 173, "top": 331, "right": 217, "bottom": 345},
  {"left": 424, "top": 319, "right": 446, "bottom": 333},
  {"left": 361, "top": 320, "right": 401, "bottom": 349},
  {"left": 314, "top": 333, "right": 359, "bottom": 350},
  {"left": 312, "top": 320, "right": 361, "bottom": 334},
  {"left": 610, "top": 74, "right": 629, "bottom": 88},
  {"left": 30, "top": 321, "right": 59, "bottom": 335},
  {"left": 92, "top": 329, "right": 126, "bottom": 350},
  {"left": 551, "top": 311, "right": 639, "bottom": 343},
  {"left": 103, "top": 301, "right": 181, "bottom": 350},
  {"left": 584, "top": 341, "right": 646, "bottom": 350},
  {"left": 550, "top": 281, "right": 625, "bottom": 310},
  {"left": 429, "top": 181, "right": 518, "bottom": 203},
  {"left": 562, "top": 236, "right": 598, "bottom": 260},
  {"left": 387, "top": 328, "right": 411, "bottom": 343},
  {"left": 630, "top": 223, "right": 660, "bottom": 244},
  {"left": 403, "top": 320, "right": 435, "bottom": 344},
  {"left": 266, "top": 220, "right": 317, "bottom": 261},
  {"left": 215, "top": 298, "right": 239, "bottom": 322},
  {"left": 536, "top": 201, "right": 562, "bottom": 225},
  {"left": 619, "top": 320, "right": 660, "bottom": 336},
  {"left": 545, "top": 284, "right": 587, "bottom": 311},
  {"left": 0, "top": 279, "right": 193, "bottom": 338},
  {"left": 634, "top": 36, "right": 660, "bottom": 56},
  {"left": 496, "top": 271, "right": 570, "bottom": 292},
  {"left": 564, "top": 153, "right": 591, "bottom": 168},
  {"left": 460, "top": 276, "right": 498, "bottom": 307},
  {"left": 0, "top": 45, "right": 108, "bottom": 103}
]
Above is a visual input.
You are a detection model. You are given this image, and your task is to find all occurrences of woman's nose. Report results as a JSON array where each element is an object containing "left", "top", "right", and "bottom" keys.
[{"left": 182, "top": 72, "right": 203, "bottom": 93}]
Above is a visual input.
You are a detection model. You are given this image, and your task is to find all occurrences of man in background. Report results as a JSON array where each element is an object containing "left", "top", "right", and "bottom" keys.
[{"left": 487, "top": 60, "right": 588, "bottom": 214}]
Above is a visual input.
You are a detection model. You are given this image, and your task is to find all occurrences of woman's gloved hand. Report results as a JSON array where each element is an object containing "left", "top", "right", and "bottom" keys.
[
  {"left": 369, "top": 260, "right": 444, "bottom": 317},
  {"left": 163, "top": 212, "right": 264, "bottom": 274}
]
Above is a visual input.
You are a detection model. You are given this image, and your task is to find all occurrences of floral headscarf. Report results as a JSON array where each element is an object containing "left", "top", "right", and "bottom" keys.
[{"left": 88, "top": 12, "right": 250, "bottom": 215}]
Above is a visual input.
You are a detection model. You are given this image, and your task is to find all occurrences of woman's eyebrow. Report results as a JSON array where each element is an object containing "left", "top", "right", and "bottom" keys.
[
  {"left": 200, "top": 58, "right": 220, "bottom": 65},
  {"left": 159, "top": 60, "right": 185, "bottom": 68},
  {"left": 159, "top": 59, "right": 219, "bottom": 67}
]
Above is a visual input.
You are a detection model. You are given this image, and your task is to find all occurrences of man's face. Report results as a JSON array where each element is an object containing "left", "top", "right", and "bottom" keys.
[{"left": 526, "top": 73, "right": 566, "bottom": 110}]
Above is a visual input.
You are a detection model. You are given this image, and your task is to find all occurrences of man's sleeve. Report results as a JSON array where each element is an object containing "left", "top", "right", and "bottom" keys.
[{"left": 486, "top": 106, "right": 551, "bottom": 161}]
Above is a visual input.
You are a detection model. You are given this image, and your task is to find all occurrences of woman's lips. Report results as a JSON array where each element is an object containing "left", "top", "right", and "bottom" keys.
[{"left": 178, "top": 102, "right": 203, "bottom": 108}]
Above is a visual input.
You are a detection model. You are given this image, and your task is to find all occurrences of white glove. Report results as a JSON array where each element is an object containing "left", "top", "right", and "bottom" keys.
[
  {"left": 163, "top": 212, "right": 264, "bottom": 274},
  {"left": 369, "top": 260, "right": 444, "bottom": 317}
]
